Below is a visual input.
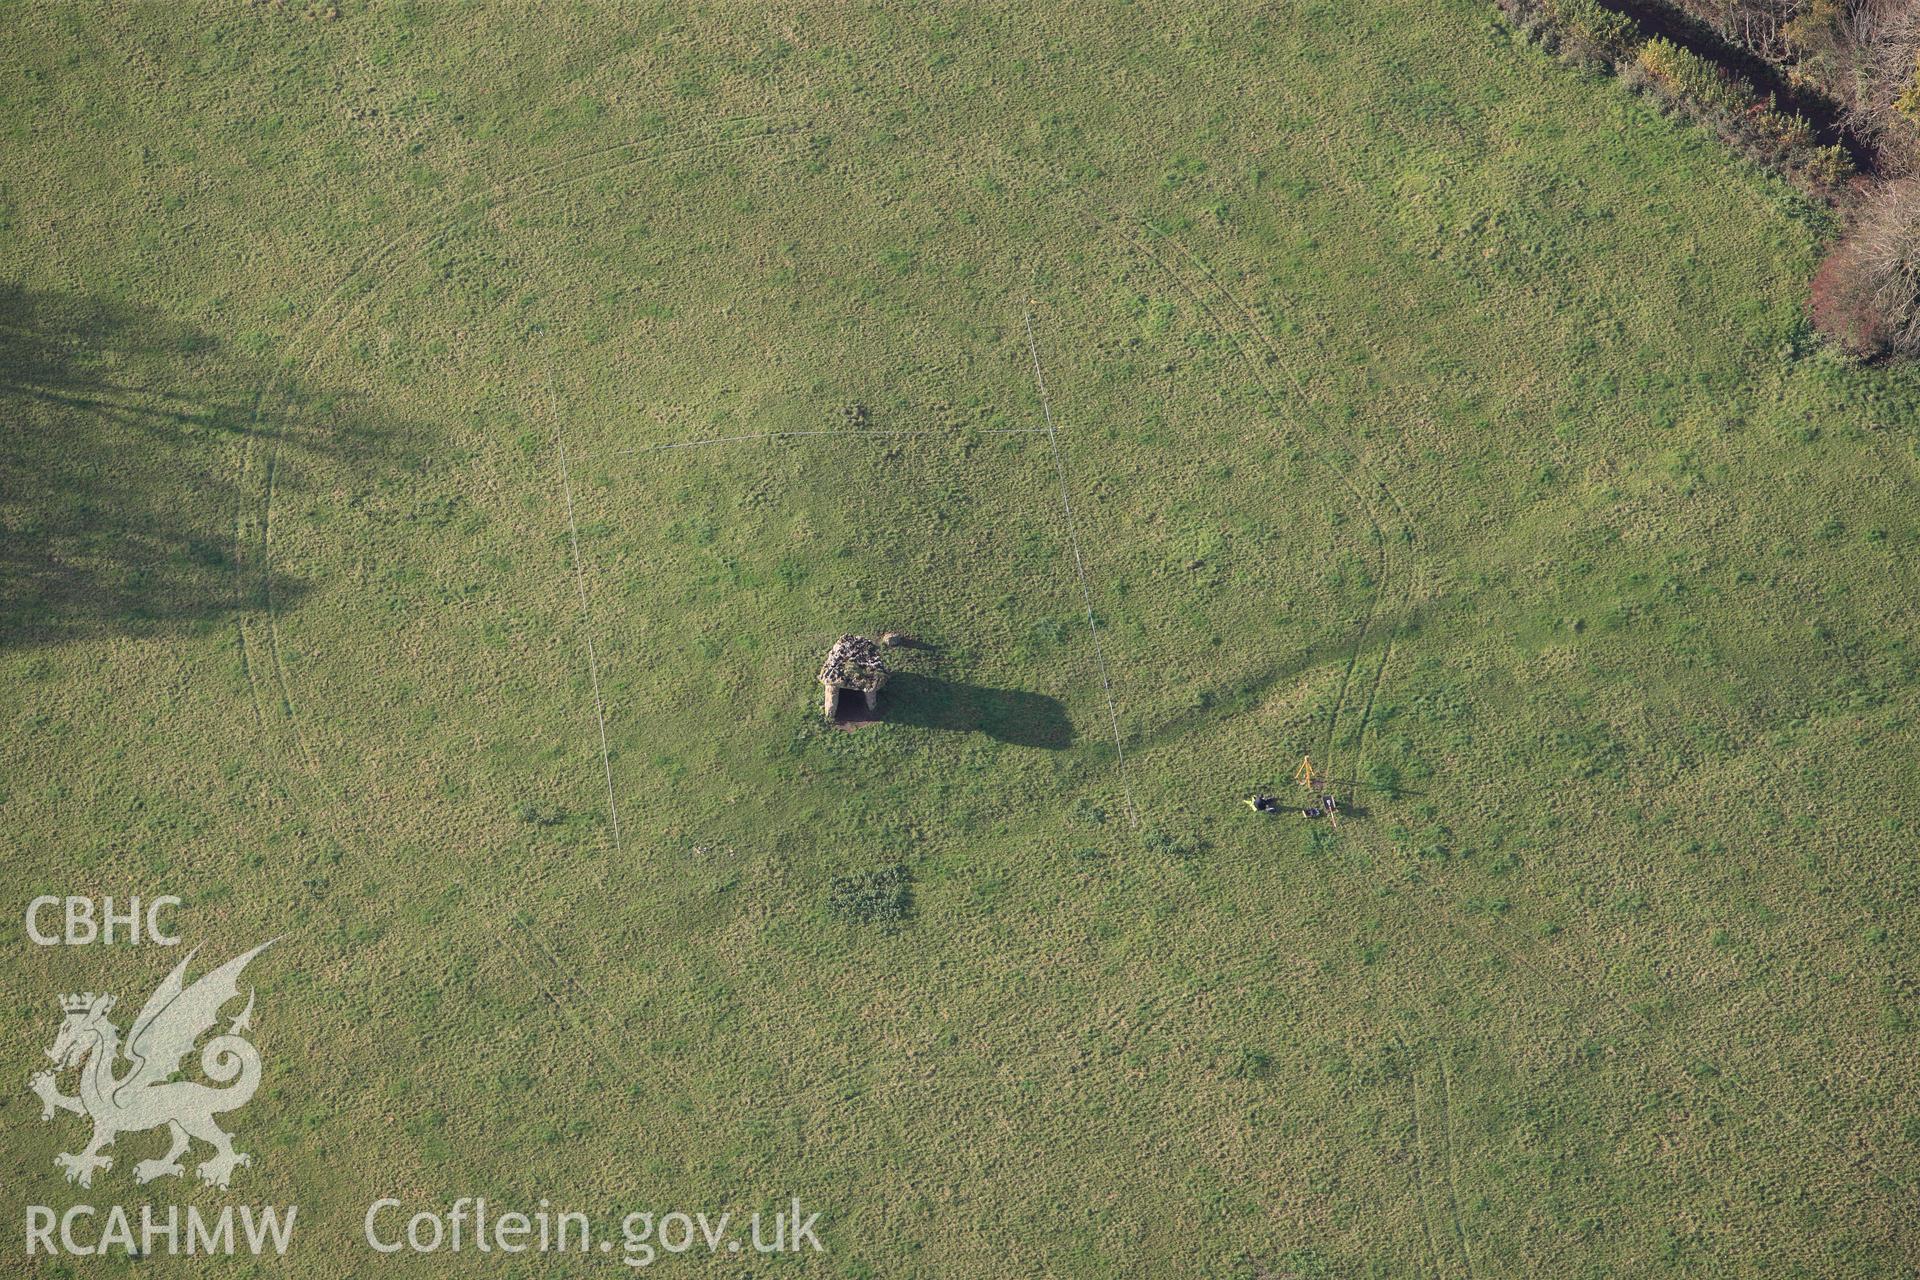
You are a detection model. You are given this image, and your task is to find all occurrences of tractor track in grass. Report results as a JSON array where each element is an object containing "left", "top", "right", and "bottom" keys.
[
  {"left": 1368, "top": 759, "right": 1920, "bottom": 1257},
  {"left": 1402, "top": 1036, "right": 1469, "bottom": 1280},
  {"left": 232, "top": 543, "right": 269, "bottom": 738},
  {"left": 987, "top": 157, "right": 1407, "bottom": 777},
  {"left": 578, "top": 423, "right": 1049, "bottom": 463},
  {"left": 1430, "top": 1043, "right": 1478, "bottom": 1279},
  {"left": 267, "top": 113, "right": 788, "bottom": 397},
  {"left": 1096, "top": 207, "right": 1914, "bottom": 1260},
  {"left": 1119, "top": 220, "right": 1412, "bottom": 778},
  {"left": 496, "top": 920, "right": 632, "bottom": 1087},
  {"left": 1032, "top": 214, "right": 1458, "bottom": 1244},
  {"left": 230, "top": 117, "right": 1198, "bottom": 1139},
  {"left": 982, "top": 135, "right": 1920, "bottom": 1260},
  {"left": 1073, "top": 205, "right": 1917, "bottom": 1260},
  {"left": 215, "top": 108, "right": 1919, "bottom": 1251},
  {"left": 1218, "top": 116, "right": 1885, "bottom": 1259},
  {"left": 237, "top": 117, "right": 804, "bottom": 779},
  {"left": 548, "top": 390, "right": 624, "bottom": 858},
  {"left": 225, "top": 119, "right": 807, "bottom": 1111},
  {"left": 237, "top": 113, "right": 804, "bottom": 809},
  {"left": 228, "top": 113, "right": 1184, "bottom": 1153},
  {"left": 1402, "top": 872, "right": 1920, "bottom": 1246},
  {"left": 1144, "top": 226, "right": 1419, "bottom": 781},
  {"left": 286, "top": 117, "right": 795, "bottom": 399},
  {"left": 1364, "top": 847, "right": 1920, "bottom": 1260},
  {"left": 1383, "top": 900, "right": 1920, "bottom": 1273},
  {"left": 1023, "top": 309, "right": 1139, "bottom": 827}
]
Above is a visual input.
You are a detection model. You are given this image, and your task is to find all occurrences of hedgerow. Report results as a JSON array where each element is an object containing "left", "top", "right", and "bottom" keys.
[{"left": 1498, "top": 2, "right": 1853, "bottom": 198}]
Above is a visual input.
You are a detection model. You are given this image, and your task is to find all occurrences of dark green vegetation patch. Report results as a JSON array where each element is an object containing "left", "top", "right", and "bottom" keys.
[{"left": 827, "top": 864, "right": 915, "bottom": 927}]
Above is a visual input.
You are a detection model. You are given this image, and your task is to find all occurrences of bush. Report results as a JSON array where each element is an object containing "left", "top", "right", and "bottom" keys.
[
  {"left": 1508, "top": 3, "right": 1845, "bottom": 177},
  {"left": 1801, "top": 142, "right": 1854, "bottom": 187},
  {"left": 1813, "top": 179, "right": 1920, "bottom": 357},
  {"left": 1542, "top": 0, "right": 1638, "bottom": 59},
  {"left": 1227, "top": 1046, "right": 1274, "bottom": 1080},
  {"left": 1501, "top": 0, "right": 1636, "bottom": 62},
  {"left": 1896, "top": 50, "right": 1920, "bottom": 125},
  {"left": 1638, "top": 38, "right": 1750, "bottom": 116}
]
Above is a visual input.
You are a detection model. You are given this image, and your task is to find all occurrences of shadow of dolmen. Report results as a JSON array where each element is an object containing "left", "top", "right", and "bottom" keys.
[{"left": 881, "top": 671, "right": 1074, "bottom": 749}]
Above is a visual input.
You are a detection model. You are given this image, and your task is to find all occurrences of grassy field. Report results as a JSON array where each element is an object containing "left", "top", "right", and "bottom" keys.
[{"left": 5, "top": 2, "right": 1920, "bottom": 1275}]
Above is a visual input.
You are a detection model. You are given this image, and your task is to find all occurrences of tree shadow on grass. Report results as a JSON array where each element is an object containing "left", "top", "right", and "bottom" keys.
[
  {"left": 883, "top": 671, "right": 1075, "bottom": 749},
  {"left": 0, "top": 285, "right": 406, "bottom": 649}
]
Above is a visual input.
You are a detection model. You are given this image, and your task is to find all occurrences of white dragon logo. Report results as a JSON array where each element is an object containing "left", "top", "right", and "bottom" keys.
[{"left": 28, "top": 941, "right": 274, "bottom": 1189}]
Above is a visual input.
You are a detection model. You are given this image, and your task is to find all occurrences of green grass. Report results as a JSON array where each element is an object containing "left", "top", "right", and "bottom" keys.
[{"left": 4, "top": 2, "right": 1920, "bottom": 1275}]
